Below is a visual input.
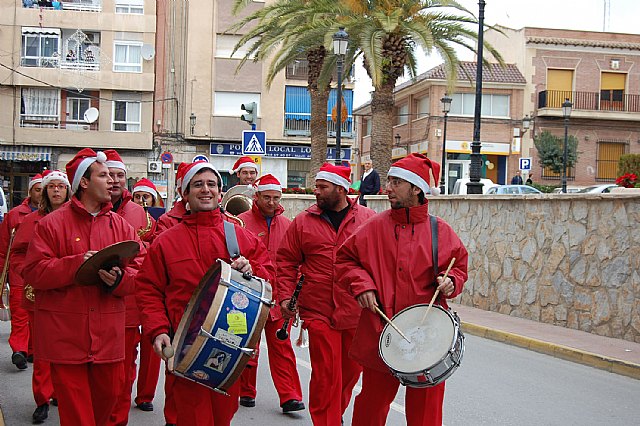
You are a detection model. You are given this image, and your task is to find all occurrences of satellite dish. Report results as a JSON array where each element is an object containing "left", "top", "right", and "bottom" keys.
[
  {"left": 84, "top": 107, "right": 99, "bottom": 124},
  {"left": 141, "top": 44, "right": 156, "bottom": 61}
]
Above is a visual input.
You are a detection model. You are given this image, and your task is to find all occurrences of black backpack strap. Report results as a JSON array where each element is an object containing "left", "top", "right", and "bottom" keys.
[
  {"left": 223, "top": 220, "right": 241, "bottom": 259},
  {"left": 430, "top": 214, "right": 439, "bottom": 280}
]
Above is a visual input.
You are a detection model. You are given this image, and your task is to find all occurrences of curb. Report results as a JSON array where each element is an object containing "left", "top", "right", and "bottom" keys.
[{"left": 461, "top": 322, "right": 640, "bottom": 381}]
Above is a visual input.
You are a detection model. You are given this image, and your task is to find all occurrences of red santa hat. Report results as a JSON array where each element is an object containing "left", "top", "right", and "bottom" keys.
[
  {"left": 41, "top": 170, "right": 70, "bottom": 188},
  {"left": 65, "top": 148, "right": 108, "bottom": 193},
  {"left": 181, "top": 161, "right": 223, "bottom": 194},
  {"left": 103, "top": 149, "right": 126, "bottom": 171},
  {"left": 175, "top": 162, "right": 188, "bottom": 191},
  {"left": 387, "top": 153, "right": 441, "bottom": 195},
  {"left": 132, "top": 178, "right": 158, "bottom": 200},
  {"left": 28, "top": 173, "right": 43, "bottom": 192},
  {"left": 254, "top": 174, "right": 282, "bottom": 193},
  {"left": 315, "top": 162, "right": 351, "bottom": 191},
  {"left": 229, "top": 156, "right": 258, "bottom": 174}
]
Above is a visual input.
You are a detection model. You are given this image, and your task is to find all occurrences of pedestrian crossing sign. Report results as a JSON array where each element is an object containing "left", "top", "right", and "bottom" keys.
[{"left": 242, "top": 130, "right": 266, "bottom": 156}]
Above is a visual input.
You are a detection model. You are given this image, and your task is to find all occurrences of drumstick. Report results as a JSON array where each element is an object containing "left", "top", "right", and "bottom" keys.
[
  {"left": 421, "top": 258, "right": 456, "bottom": 324},
  {"left": 373, "top": 306, "right": 411, "bottom": 344}
]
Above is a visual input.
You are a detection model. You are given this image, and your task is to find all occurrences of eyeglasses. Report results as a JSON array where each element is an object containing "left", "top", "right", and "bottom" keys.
[
  {"left": 46, "top": 184, "right": 67, "bottom": 191},
  {"left": 386, "top": 177, "right": 407, "bottom": 187}
]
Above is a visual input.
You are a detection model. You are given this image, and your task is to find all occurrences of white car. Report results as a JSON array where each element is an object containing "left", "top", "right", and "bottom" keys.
[
  {"left": 451, "top": 178, "right": 497, "bottom": 195},
  {"left": 576, "top": 184, "right": 620, "bottom": 193},
  {"left": 486, "top": 185, "right": 542, "bottom": 195}
]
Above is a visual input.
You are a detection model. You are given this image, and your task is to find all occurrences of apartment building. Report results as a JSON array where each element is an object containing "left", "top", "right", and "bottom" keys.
[
  {"left": 0, "top": 0, "right": 156, "bottom": 208},
  {"left": 485, "top": 26, "right": 640, "bottom": 185},
  {"left": 154, "top": 0, "right": 355, "bottom": 192},
  {"left": 354, "top": 61, "right": 527, "bottom": 193}
]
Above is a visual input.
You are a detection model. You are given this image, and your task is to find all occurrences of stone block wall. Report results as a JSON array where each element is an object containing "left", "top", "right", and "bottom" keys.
[{"left": 280, "top": 194, "right": 640, "bottom": 342}]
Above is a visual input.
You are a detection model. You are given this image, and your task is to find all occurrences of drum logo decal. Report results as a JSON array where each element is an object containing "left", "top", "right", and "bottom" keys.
[
  {"left": 205, "top": 349, "right": 232, "bottom": 373},
  {"left": 231, "top": 292, "right": 250, "bottom": 310},
  {"left": 227, "top": 311, "right": 248, "bottom": 335},
  {"left": 214, "top": 328, "right": 243, "bottom": 348},
  {"left": 192, "top": 370, "right": 210, "bottom": 381},
  {"left": 385, "top": 334, "right": 391, "bottom": 348}
]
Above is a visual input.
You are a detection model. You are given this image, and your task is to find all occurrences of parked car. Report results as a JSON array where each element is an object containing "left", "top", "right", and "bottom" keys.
[
  {"left": 576, "top": 184, "right": 620, "bottom": 193},
  {"left": 486, "top": 185, "right": 542, "bottom": 195},
  {"left": 551, "top": 186, "right": 585, "bottom": 194},
  {"left": 451, "top": 178, "right": 497, "bottom": 195}
]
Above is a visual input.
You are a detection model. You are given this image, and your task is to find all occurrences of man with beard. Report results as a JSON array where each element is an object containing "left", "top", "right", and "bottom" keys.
[
  {"left": 336, "top": 154, "right": 468, "bottom": 426},
  {"left": 276, "top": 163, "right": 375, "bottom": 425},
  {"left": 23, "top": 148, "right": 145, "bottom": 425}
]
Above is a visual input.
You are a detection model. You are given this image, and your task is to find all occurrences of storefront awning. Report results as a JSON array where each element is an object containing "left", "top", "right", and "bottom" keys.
[{"left": 0, "top": 145, "right": 51, "bottom": 162}]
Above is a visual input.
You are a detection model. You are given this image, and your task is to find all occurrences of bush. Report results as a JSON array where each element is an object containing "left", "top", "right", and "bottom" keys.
[
  {"left": 618, "top": 154, "right": 640, "bottom": 177},
  {"left": 529, "top": 182, "right": 557, "bottom": 193}
]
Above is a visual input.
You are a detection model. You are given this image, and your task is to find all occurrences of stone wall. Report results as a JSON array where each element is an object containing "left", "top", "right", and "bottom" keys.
[{"left": 280, "top": 194, "right": 640, "bottom": 342}]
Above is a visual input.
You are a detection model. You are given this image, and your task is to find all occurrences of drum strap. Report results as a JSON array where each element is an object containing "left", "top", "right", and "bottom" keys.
[
  {"left": 430, "top": 214, "right": 439, "bottom": 279},
  {"left": 223, "top": 220, "right": 241, "bottom": 259}
]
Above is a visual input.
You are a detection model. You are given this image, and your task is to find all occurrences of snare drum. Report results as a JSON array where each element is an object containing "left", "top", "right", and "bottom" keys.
[
  {"left": 379, "top": 304, "right": 464, "bottom": 388},
  {"left": 168, "top": 259, "right": 272, "bottom": 394}
]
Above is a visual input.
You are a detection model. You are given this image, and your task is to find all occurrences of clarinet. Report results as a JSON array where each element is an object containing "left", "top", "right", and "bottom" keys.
[{"left": 276, "top": 274, "right": 305, "bottom": 340}]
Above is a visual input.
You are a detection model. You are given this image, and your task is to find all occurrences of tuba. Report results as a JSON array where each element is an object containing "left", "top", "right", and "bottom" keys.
[{"left": 221, "top": 185, "right": 254, "bottom": 217}]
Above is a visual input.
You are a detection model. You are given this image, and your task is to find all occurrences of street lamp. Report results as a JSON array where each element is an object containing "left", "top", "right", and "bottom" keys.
[
  {"left": 467, "top": 0, "right": 486, "bottom": 194},
  {"left": 189, "top": 112, "right": 196, "bottom": 136},
  {"left": 521, "top": 114, "right": 532, "bottom": 135},
  {"left": 333, "top": 27, "right": 349, "bottom": 165},
  {"left": 395, "top": 133, "right": 401, "bottom": 152},
  {"left": 439, "top": 94, "right": 452, "bottom": 194},
  {"left": 561, "top": 98, "right": 573, "bottom": 193}
]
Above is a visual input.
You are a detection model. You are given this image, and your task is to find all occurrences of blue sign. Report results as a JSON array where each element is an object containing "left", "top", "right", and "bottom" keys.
[
  {"left": 192, "top": 155, "right": 209, "bottom": 163},
  {"left": 161, "top": 151, "right": 173, "bottom": 164},
  {"left": 210, "top": 143, "right": 351, "bottom": 161},
  {"left": 242, "top": 131, "right": 267, "bottom": 155},
  {"left": 519, "top": 157, "right": 532, "bottom": 171}
]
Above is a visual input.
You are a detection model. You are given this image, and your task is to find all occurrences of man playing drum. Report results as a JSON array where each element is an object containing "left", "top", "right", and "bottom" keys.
[
  {"left": 237, "top": 174, "right": 305, "bottom": 413},
  {"left": 136, "top": 161, "right": 275, "bottom": 425},
  {"left": 22, "top": 148, "right": 146, "bottom": 425},
  {"left": 336, "top": 153, "right": 468, "bottom": 426},
  {"left": 277, "top": 163, "right": 375, "bottom": 425}
]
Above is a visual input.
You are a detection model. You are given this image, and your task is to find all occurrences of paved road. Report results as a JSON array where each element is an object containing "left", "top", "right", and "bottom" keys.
[{"left": 1, "top": 322, "right": 639, "bottom": 425}]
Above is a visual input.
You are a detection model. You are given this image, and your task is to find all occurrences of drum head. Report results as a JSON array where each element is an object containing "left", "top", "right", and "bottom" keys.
[
  {"left": 75, "top": 241, "right": 140, "bottom": 286},
  {"left": 379, "top": 305, "right": 455, "bottom": 374}
]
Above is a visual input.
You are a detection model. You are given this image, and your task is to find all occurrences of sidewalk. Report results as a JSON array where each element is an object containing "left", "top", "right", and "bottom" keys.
[{"left": 452, "top": 302, "right": 640, "bottom": 380}]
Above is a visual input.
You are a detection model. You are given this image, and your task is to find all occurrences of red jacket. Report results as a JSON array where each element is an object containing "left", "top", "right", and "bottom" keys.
[
  {"left": 336, "top": 202, "right": 468, "bottom": 372},
  {"left": 136, "top": 208, "right": 276, "bottom": 344},
  {"left": 113, "top": 190, "right": 153, "bottom": 327},
  {"left": 155, "top": 199, "right": 187, "bottom": 235},
  {"left": 239, "top": 202, "right": 291, "bottom": 321},
  {"left": 276, "top": 197, "right": 376, "bottom": 330},
  {"left": 0, "top": 198, "right": 36, "bottom": 291},
  {"left": 22, "top": 197, "right": 146, "bottom": 364},
  {"left": 11, "top": 210, "right": 45, "bottom": 311}
]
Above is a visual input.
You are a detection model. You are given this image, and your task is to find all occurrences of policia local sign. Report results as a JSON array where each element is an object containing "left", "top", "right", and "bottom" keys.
[{"left": 210, "top": 143, "right": 351, "bottom": 161}]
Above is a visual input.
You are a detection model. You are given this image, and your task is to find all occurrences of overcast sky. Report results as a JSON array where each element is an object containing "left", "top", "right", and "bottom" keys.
[{"left": 353, "top": 0, "right": 640, "bottom": 107}]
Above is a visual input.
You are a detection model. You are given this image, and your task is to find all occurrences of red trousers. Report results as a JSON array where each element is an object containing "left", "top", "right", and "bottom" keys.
[
  {"left": 28, "top": 311, "right": 54, "bottom": 406},
  {"left": 134, "top": 332, "right": 161, "bottom": 405},
  {"left": 110, "top": 327, "right": 141, "bottom": 425},
  {"left": 8, "top": 284, "right": 30, "bottom": 353},
  {"left": 173, "top": 375, "right": 240, "bottom": 425},
  {"left": 306, "top": 320, "right": 361, "bottom": 426},
  {"left": 164, "top": 373, "right": 178, "bottom": 424},
  {"left": 239, "top": 317, "right": 303, "bottom": 405},
  {"left": 352, "top": 367, "right": 445, "bottom": 426},
  {"left": 50, "top": 361, "right": 124, "bottom": 426}
]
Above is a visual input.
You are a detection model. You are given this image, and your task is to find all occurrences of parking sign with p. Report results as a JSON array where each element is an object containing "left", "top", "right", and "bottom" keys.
[{"left": 519, "top": 157, "right": 532, "bottom": 171}]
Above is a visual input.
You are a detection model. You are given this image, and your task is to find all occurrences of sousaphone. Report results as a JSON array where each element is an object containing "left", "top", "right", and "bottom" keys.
[{"left": 221, "top": 185, "right": 254, "bottom": 216}]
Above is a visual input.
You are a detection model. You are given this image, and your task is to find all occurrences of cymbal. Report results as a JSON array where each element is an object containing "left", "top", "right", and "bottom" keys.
[{"left": 75, "top": 241, "right": 140, "bottom": 286}]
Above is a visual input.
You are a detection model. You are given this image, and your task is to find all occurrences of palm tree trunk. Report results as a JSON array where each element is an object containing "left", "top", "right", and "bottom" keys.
[
  {"left": 370, "top": 81, "right": 396, "bottom": 183},
  {"left": 308, "top": 87, "right": 330, "bottom": 187}
]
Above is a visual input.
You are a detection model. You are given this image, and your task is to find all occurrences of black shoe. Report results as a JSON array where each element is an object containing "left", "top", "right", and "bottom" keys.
[
  {"left": 27, "top": 354, "right": 34, "bottom": 363},
  {"left": 50, "top": 398, "right": 58, "bottom": 407},
  {"left": 165, "top": 424, "right": 177, "bottom": 426},
  {"left": 281, "top": 399, "right": 305, "bottom": 413},
  {"left": 32, "top": 404, "right": 49, "bottom": 424},
  {"left": 136, "top": 402, "right": 154, "bottom": 412},
  {"left": 11, "top": 351, "right": 28, "bottom": 370},
  {"left": 239, "top": 396, "right": 255, "bottom": 407}
]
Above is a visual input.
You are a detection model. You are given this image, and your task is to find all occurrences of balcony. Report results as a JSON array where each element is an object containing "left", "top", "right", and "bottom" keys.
[
  {"left": 284, "top": 115, "right": 353, "bottom": 138},
  {"left": 20, "top": 116, "right": 99, "bottom": 131},
  {"left": 285, "top": 59, "right": 355, "bottom": 82},
  {"left": 23, "top": 0, "right": 102, "bottom": 12},
  {"left": 538, "top": 90, "right": 640, "bottom": 113}
]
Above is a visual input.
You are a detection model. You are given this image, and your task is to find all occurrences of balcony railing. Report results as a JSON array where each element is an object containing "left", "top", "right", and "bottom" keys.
[
  {"left": 284, "top": 115, "right": 353, "bottom": 138},
  {"left": 20, "top": 117, "right": 99, "bottom": 130},
  {"left": 23, "top": 0, "right": 102, "bottom": 12},
  {"left": 538, "top": 90, "right": 640, "bottom": 113},
  {"left": 285, "top": 59, "right": 355, "bottom": 81}
]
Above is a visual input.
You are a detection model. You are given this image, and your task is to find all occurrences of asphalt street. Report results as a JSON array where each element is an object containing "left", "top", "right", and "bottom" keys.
[{"left": 1, "top": 321, "right": 640, "bottom": 425}]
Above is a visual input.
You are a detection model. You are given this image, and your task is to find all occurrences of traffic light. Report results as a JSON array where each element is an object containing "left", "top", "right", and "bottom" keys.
[{"left": 240, "top": 102, "right": 257, "bottom": 127}]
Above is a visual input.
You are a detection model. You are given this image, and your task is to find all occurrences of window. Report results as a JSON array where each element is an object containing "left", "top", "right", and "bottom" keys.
[
  {"left": 416, "top": 97, "right": 429, "bottom": 119},
  {"left": 67, "top": 97, "right": 90, "bottom": 122},
  {"left": 112, "top": 96, "right": 141, "bottom": 132},
  {"left": 283, "top": 86, "right": 353, "bottom": 136},
  {"left": 115, "top": 0, "right": 144, "bottom": 14},
  {"left": 396, "top": 104, "right": 409, "bottom": 125},
  {"left": 215, "top": 35, "right": 256, "bottom": 59},
  {"left": 450, "top": 93, "right": 510, "bottom": 118},
  {"left": 541, "top": 166, "right": 574, "bottom": 180},
  {"left": 21, "top": 28, "right": 60, "bottom": 68},
  {"left": 214, "top": 92, "right": 261, "bottom": 116},
  {"left": 597, "top": 140, "right": 628, "bottom": 181},
  {"left": 20, "top": 88, "right": 60, "bottom": 127},
  {"left": 365, "top": 118, "right": 372, "bottom": 136},
  {"left": 113, "top": 42, "right": 142, "bottom": 72}
]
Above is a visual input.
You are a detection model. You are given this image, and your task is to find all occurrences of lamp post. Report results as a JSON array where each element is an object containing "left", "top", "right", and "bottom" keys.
[
  {"left": 439, "top": 95, "right": 452, "bottom": 194},
  {"left": 395, "top": 133, "right": 401, "bottom": 155},
  {"left": 333, "top": 27, "right": 349, "bottom": 165},
  {"left": 467, "top": 0, "right": 486, "bottom": 194},
  {"left": 189, "top": 112, "right": 196, "bottom": 136},
  {"left": 561, "top": 98, "right": 573, "bottom": 193}
]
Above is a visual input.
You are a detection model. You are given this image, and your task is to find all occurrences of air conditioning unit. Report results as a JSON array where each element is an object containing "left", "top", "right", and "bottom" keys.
[{"left": 148, "top": 161, "right": 162, "bottom": 173}]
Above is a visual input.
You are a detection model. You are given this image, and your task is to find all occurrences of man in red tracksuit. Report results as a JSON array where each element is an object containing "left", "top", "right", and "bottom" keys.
[
  {"left": 136, "top": 161, "right": 275, "bottom": 425},
  {"left": 0, "top": 174, "right": 43, "bottom": 370},
  {"left": 237, "top": 174, "right": 304, "bottom": 413},
  {"left": 336, "top": 154, "right": 469, "bottom": 426},
  {"left": 23, "top": 148, "right": 145, "bottom": 426},
  {"left": 104, "top": 149, "right": 159, "bottom": 425},
  {"left": 277, "top": 163, "right": 376, "bottom": 426}
]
